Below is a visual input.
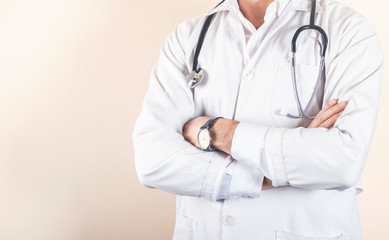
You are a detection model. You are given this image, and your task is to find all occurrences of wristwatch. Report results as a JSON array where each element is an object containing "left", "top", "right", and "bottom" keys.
[{"left": 197, "top": 117, "right": 224, "bottom": 152}]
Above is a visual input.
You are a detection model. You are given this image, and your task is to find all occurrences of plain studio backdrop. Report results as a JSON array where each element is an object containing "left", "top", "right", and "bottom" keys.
[{"left": 0, "top": 0, "right": 387, "bottom": 239}]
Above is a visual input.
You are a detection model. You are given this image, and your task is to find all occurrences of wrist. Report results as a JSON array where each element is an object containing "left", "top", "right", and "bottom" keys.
[{"left": 210, "top": 119, "right": 239, "bottom": 154}]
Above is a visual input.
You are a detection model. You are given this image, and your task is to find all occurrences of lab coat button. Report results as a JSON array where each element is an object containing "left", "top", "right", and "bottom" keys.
[
  {"left": 222, "top": 215, "right": 235, "bottom": 226},
  {"left": 243, "top": 70, "right": 252, "bottom": 81}
]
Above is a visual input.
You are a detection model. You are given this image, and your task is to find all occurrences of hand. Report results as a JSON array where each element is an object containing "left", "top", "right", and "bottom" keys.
[
  {"left": 182, "top": 116, "right": 211, "bottom": 149},
  {"left": 183, "top": 116, "right": 239, "bottom": 154},
  {"left": 308, "top": 99, "right": 348, "bottom": 129},
  {"left": 263, "top": 99, "right": 348, "bottom": 191},
  {"left": 262, "top": 177, "right": 277, "bottom": 190}
]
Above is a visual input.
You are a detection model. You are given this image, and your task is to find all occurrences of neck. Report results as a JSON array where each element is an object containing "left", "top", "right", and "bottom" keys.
[{"left": 238, "top": 0, "right": 275, "bottom": 29}]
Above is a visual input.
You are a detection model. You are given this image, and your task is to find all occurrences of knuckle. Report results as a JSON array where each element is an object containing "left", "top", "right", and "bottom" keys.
[
  {"left": 330, "top": 107, "right": 339, "bottom": 114},
  {"left": 316, "top": 114, "right": 323, "bottom": 122},
  {"left": 331, "top": 104, "right": 339, "bottom": 110}
]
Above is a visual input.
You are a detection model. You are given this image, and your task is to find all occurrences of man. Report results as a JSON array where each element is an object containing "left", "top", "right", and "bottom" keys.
[{"left": 132, "top": 0, "right": 383, "bottom": 239}]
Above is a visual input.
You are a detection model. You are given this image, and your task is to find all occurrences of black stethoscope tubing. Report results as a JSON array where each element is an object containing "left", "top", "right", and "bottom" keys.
[
  {"left": 192, "top": 0, "right": 328, "bottom": 71},
  {"left": 188, "top": 0, "right": 329, "bottom": 119},
  {"left": 291, "top": 0, "right": 328, "bottom": 57},
  {"left": 192, "top": 0, "right": 225, "bottom": 73}
]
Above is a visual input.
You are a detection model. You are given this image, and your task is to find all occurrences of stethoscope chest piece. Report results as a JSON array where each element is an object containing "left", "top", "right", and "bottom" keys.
[{"left": 187, "top": 68, "right": 204, "bottom": 89}]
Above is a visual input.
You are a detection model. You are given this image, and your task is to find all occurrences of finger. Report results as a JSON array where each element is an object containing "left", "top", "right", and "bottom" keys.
[
  {"left": 320, "top": 101, "right": 347, "bottom": 123},
  {"left": 319, "top": 112, "right": 341, "bottom": 129},
  {"left": 182, "top": 122, "right": 188, "bottom": 133},
  {"left": 308, "top": 100, "right": 345, "bottom": 128},
  {"left": 308, "top": 116, "right": 321, "bottom": 128},
  {"left": 322, "top": 98, "right": 339, "bottom": 111},
  {"left": 315, "top": 101, "right": 347, "bottom": 126},
  {"left": 308, "top": 99, "right": 338, "bottom": 128}
]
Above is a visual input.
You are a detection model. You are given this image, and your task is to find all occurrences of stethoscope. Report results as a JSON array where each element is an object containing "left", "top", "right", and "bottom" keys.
[{"left": 187, "top": 0, "right": 328, "bottom": 119}]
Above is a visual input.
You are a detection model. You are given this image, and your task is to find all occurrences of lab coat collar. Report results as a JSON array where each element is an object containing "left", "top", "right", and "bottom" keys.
[
  {"left": 290, "top": 0, "right": 323, "bottom": 12},
  {"left": 205, "top": 0, "right": 230, "bottom": 16},
  {"left": 205, "top": 0, "right": 292, "bottom": 17}
]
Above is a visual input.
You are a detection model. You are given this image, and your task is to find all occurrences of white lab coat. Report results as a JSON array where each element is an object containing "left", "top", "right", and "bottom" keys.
[{"left": 132, "top": 0, "right": 384, "bottom": 239}]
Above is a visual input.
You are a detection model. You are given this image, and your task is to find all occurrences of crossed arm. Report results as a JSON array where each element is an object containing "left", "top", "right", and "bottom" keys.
[
  {"left": 182, "top": 99, "right": 348, "bottom": 190},
  {"left": 133, "top": 18, "right": 383, "bottom": 201}
]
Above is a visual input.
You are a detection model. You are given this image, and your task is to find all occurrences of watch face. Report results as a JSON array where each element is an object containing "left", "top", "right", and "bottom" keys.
[{"left": 198, "top": 129, "right": 211, "bottom": 149}]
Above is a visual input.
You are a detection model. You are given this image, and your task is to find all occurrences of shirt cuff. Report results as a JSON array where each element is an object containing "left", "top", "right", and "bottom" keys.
[
  {"left": 216, "top": 160, "right": 235, "bottom": 200},
  {"left": 262, "top": 127, "right": 289, "bottom": 187},
  {"left": 200, "top": 151, "right": 231, "bottom": 201},
  {"left": 228, "top": 160, "right": 264, "bottom": 199},
  {"left": 230, "top": 122, "right": 270, "bottom": 170}
]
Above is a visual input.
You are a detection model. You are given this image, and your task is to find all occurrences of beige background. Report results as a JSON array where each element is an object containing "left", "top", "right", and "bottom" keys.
[{"left": 0, "top": 0, "right": 387, "bottom": 239}]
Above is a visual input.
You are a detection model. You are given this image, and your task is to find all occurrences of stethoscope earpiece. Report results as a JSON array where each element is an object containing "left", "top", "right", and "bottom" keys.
[{"left": 187, "top": 68, "right": 204, "bottom": 89}]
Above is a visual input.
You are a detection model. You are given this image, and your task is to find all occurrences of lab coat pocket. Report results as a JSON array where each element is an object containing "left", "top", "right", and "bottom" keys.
[
  {"left": 275, "top": 229, "right": 352, "bottom": 240},
  {"left": 172, "top": 214, "right": 197, "bottom": 240},
  {"left": 271, "top": 61, "right": 324, "bottom": 128}
]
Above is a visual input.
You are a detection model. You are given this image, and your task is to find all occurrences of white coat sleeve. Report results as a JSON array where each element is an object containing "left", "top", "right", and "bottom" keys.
[
  {"left": 132, "top": 23, "right": 232, "bottom": 201},
  {"left": 231, "top": 20, "right": 384, "bottom": 190}
]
